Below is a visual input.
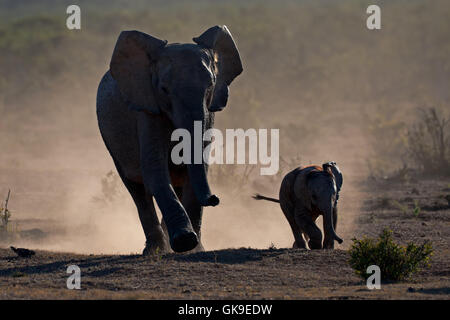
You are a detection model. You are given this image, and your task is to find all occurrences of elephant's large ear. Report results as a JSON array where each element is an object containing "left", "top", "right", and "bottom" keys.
[
  {"left": 193, "top": 25, "right": 243, "bottom": 112},
  {"left": 110, "top": 30, "right": 167, "bottom": 113},
  {"left": 322, "top": 162, "right": 343, "bottom": 192},
  {"left": 293, "top": 167, "right": 314, "bottom": 211}
]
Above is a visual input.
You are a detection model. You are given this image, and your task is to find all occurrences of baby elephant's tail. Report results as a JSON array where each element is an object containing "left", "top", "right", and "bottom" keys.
[{"left": 253, "top": 194, "right": 280, "bottom": 203}]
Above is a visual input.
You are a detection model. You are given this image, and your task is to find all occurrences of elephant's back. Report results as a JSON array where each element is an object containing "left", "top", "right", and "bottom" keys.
[
  {"left": 96, "top": 71, "right": 141, "bottom": 180},
  {"left": 279, "top": 166, "right": 318, "bottom": 210}
]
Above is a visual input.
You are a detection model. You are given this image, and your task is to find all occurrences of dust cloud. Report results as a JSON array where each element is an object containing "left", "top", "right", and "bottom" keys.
[{"left": 1, "top": 1, "right": 449, "bottom": 254}]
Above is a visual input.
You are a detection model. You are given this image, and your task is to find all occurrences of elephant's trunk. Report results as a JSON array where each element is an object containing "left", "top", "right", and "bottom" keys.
[
  {"left": 323, "top": 201, "right": 343, "bottom": 244},
  {"left": 181, "top": 115, "right": 219, "bottom": 207},
  {"left": 187, "top": 163, "right": 219, "bottom": 207}
]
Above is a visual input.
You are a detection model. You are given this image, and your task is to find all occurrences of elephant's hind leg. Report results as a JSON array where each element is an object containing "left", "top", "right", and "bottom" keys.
[
  {"left": 117, "top": 170, "right": 169, "bottom": 255},
  {"left": 280, "top": 202, "right": 306, "bottom": 249},
  {"left": 140, "top": 194, "right": 170, "bottom": 255}
]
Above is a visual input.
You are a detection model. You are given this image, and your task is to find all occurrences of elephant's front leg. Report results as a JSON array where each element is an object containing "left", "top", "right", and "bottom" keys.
[
  {"left": 160, "top": 183, "right": 204, "bottom": 252},
  {"left": 148, "top": 181, "right": 197, "bottom": 252},
  {"left": 138, "top": 115, "right": 198, "bottom": 253},
  {"left": 116, "top": 168, "right": 169, "bottom": 255},
  {"left": 323, "top": 206, "right": 338, "bottom": 249},
  {"left": 181, "top": 179, "right": 205, "bottom": 252},
  {"left": 294, "top": 206, "right": 322, "bottom": 249},
  {"left": 142, "top": 164, "right": 197, "bottom": 252}
]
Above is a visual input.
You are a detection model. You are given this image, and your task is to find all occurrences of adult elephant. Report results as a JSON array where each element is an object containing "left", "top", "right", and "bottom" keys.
[{"left": 96, "top": 26, "right": 243, "bottom": 254}]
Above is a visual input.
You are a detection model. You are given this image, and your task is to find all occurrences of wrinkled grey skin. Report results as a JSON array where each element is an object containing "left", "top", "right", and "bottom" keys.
[
  {"left": 255, "top": 162, "right": 343, "bottom": 249},
  {"left": 96, "top": 26, "right": 243, "bottom": 254}
]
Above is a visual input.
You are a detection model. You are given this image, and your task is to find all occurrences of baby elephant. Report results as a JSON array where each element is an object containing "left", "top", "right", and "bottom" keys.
[{"left": 254, "top": 162, "right": 343, "bottom": 249}]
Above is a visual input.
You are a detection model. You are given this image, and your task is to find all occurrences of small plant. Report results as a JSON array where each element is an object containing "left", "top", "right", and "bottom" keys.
[
  {"left": 445, "top": 194, "right": 450, "bottom": 208},
  {"left": 154, "top": 247, "right": 163, "bottom": 261},
  {"left": 391, "top": 200, "right": 408, "bottom": 214},
  {"left": 413, "top": 200, "right": 421, "bottom": 217},
  {"left": 91, "top": 171, "right": 127, "bottom": 206},
  {"left": 349, "top": 229, "right": 433, "bottom": 282},
  {"left": 0, "top": 189, "right": 11, "bottom": 230},
  {"left": 12, "top": 271, "right": 25, "bottom": 278},
  {"left": 391, "top": 199, "right": 421, "bottom": 217}
]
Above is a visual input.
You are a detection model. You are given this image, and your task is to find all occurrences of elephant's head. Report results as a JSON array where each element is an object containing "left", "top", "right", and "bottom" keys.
[
  {"left": 295, "top": 163, "right": 343, "bottom": 245},
  {"left": 109, "top": 26, "right": 242, "bottom": 207}
]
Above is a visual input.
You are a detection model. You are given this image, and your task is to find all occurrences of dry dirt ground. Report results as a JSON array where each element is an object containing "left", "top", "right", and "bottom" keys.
[{"left": 0, "top": 178, "right": 449, "bottom": 300}]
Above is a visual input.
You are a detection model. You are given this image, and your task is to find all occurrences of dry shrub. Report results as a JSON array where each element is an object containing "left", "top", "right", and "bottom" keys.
[{"left": 407, "top": 108, "right": 449, "bottom": 176}]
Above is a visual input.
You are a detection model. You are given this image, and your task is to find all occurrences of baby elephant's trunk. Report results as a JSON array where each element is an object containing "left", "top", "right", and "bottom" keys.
[
  {"left": 334, "top": 232, "right": 344, "bottom": 244},
  {"left": 324, "top": 203, "right": 343, "bottom": 244}
]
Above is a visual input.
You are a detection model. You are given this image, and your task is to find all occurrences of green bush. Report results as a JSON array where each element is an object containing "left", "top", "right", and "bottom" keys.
[{"left": 349, "top": 229, "right": 433, "bottom": 282}]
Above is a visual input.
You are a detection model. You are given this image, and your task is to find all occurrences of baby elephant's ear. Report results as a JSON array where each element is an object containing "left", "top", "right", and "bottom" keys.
[{"left": 323, "top": 162, "right": 343, "bottom": 191}]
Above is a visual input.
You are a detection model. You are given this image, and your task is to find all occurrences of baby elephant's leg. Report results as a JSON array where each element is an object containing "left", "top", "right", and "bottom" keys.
[
  {"left": 280, "top": 202, "right": 306, "bottom": 248},
  {"left": 288, "top": 215, "right": 307, "bottom": 249},
  {"left": 292, "top": 235, "right": 306, "bottom": 249},
  {"left": 294, "top": 207, "right": 322, "bottom": 249}
]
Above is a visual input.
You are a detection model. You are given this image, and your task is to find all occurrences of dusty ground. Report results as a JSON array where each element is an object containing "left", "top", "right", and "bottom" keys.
[{"left": 0, "top": 177, "right": 449, "bottom": 300}]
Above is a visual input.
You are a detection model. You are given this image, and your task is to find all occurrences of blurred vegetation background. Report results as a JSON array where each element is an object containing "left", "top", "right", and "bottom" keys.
[
  {"left": 1, "top": 0, "right": 449, "bottom": 177},
  {"left": 0, "top": 0, "right": 449, "bottom": 252}
]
